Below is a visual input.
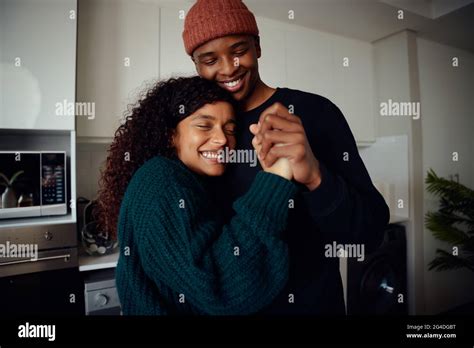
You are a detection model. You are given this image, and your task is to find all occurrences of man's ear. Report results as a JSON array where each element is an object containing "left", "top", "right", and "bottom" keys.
[
  {"left": 191, "top": 55, "right": 200, "bottom": 74},
  {"left": 254, "top": 36, "right": 261, "bottom": 59}
]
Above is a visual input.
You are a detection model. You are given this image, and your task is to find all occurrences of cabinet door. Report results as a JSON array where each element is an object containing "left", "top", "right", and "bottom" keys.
[
  {"left": 332, "top": 38, "right": 376, "bottom": 144},
  {"left": 0, "top": 0, "right": 76, "bottom": 130},
  {"left": 76, "top": 0, "right": 160, "bottom": 139},
  {"left": 256, "top": 16, "right": 287, "bottom": 88},
  {"left": 159, "top": 6, "right": 195, "bottom": 79},
  {"left": 285, "top": 24, "right": 375, "bottom": 144},
  {"left": 285, "top": 24, "right": 334, "bottom": 101}
]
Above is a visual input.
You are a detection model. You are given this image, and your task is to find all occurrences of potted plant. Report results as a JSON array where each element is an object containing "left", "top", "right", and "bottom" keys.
[
  {"left": 425, "top": 168, "right": 474, "bottom": 272},
  {"left": 0, "top": 170, "right": 24, "bottom": 208}
]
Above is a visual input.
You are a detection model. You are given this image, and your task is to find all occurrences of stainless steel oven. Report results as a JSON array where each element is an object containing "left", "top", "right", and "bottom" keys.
[{"left": 0, "top": 223, "right": 83, "bottom": 315}]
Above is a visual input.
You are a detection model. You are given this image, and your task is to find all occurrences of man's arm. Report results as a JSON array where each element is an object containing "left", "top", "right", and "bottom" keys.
[{"left": 302, "top": 100, "right": 389, "bottom": 252}]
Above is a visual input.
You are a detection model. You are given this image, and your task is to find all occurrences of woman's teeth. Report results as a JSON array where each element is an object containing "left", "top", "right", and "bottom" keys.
[{"left": 201, "top": 151, "right": 219, "bottom": 159}]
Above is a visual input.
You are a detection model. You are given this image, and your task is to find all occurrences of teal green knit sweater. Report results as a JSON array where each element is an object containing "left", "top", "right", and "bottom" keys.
[{"left": 116, "top": 156, "right": 297, "bottom": 315}]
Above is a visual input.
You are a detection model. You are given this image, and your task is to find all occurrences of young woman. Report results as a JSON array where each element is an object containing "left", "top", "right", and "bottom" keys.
[{"left": 94, "top": 76, "right": 297, "bottom": 315}]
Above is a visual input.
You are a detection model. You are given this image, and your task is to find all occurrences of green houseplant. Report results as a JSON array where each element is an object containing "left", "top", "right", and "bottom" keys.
[
  {"left": 425, "top": 168, "right": 474, "bottom": 272},
  {"left": 0, "top": 170, "right": 24, "bottom": 208}
]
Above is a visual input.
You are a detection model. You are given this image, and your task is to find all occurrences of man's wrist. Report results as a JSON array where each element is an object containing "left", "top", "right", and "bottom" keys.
[{"left": 306, "top": 166, "right": 322, "bottom": 191}]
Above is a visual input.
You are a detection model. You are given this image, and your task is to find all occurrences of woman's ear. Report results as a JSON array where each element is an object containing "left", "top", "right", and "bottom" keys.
[{"left": 171, "top": 128, "right": 179, "bottom": 151}]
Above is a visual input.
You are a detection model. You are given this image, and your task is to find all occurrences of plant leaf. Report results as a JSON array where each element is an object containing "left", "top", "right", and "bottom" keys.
[
  {"left": 428, "top": 249, "right": 474, "bottom": 272},
  {"left": 425, "top": 211, "right": 469, "bottom": 244},
  {"left": 426, "top": 168, "right": 474, "bottom": 202},
  {"left": 0, "top": 172, "right": 10, "bottom": 186},
  {"left": 9, "top": 170, "right": 24, "bottom": 185}
]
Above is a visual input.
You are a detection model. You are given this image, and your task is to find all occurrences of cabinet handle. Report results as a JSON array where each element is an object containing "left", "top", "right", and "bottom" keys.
[{"left": 0, "top": 254, "right": 71, "bottom": 266}]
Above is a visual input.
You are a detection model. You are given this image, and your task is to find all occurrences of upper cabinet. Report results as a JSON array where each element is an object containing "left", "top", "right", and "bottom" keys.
[
  {"left": 0, "top": 0, "right": 77, "bottom": 131},
  {"left": 74, "top": 2, "right": 376, "bottom": 145},
  {"left": 256, "top": 17, "right": 287, "bottom": 89},
  {"left": 331, "top": 36, "right": 376, "bottom": 144},
  {"left": 159, "top": 6, "right": 195, "bottom": 79},
  {"left": 285, "top": 24, "right": 335, "bottom": 101},
  {"left": 76, "top": 0, "right": 160, "bottom": 140},
  {"left": 285, "top": 24, "right": 376, "bottom": 144}
]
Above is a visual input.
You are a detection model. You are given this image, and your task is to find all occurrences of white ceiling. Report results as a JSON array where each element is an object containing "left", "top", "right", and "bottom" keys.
[
  {"left": 241, "top": 0, "right": 474, "bottom": 52},
  {"left": 382, "top": 0, "right": 474, "bottom": 19}
]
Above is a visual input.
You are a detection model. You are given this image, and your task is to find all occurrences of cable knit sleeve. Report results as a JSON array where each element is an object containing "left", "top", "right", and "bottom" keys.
[{"left": 130, "top": 158, "right": 298, "bottom": 315}]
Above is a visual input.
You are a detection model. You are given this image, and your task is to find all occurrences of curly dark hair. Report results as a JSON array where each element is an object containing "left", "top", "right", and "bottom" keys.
[{"left": 94, "top": 76, "right": 238, "bottom": 240}]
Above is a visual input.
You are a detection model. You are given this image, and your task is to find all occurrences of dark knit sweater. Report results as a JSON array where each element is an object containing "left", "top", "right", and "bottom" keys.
[{"left": 116, "top": 156, "right": 298, "bottom": 315}]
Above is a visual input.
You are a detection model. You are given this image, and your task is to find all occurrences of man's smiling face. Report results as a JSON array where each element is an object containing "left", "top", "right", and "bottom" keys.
[{"left": 192, "top": 35, "right": 261, "bottom": 102}]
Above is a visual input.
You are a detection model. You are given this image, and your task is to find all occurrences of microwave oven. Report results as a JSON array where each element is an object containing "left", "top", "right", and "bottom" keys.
[{"left": 0, "top": 151, "right": 67, "bottom": 219}]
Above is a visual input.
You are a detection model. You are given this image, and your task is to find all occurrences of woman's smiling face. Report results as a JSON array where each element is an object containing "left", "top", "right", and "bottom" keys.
[{"left": 173, "top": 101, "right": 236, "bottom": 176}]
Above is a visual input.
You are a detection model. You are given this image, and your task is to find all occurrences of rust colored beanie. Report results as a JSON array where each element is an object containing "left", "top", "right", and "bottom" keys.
[{"left": 183, "top": 0, "right": 259, "bottom": 56}]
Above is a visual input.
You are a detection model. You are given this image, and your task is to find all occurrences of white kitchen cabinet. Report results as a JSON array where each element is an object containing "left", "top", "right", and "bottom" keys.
[
  {"left": 331, "top": 37, "right": 376, "bottom": 144},
  {"left": 73, "top": 0, "right": 376, "bottom": 144},
  {"left": 0, "top": 0, "right": 76, "bottom": 131},
  {"left": 285, "top": 24, "right": 335, "bottom": 101},
  {"left": 159, "top": 6, "right": 195, "bottom": 79},
  {"left": 256, "top": 16, "right": 287, "bottom": 88},
  {"left": 76, "top": 0, "right": 160, "bottom": 140},
  {"left": 285, "top": 24, "right": 376, "bottom": 144}
]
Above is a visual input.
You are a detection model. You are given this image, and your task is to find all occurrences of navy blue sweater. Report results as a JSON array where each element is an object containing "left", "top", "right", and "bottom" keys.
[{"left": 210, "top": 87, "right": 390, "bottom": 315}]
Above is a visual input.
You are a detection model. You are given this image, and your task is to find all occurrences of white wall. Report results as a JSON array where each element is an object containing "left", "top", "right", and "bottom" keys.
[{"left": 418, "top": 37, "right": 474, "bottom": 314}]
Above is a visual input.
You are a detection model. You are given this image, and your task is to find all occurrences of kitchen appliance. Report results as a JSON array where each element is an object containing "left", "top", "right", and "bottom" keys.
[
  {"left": 0, "top": 151, "right": 67, "bottom": 219},
  {"left": 345, "top": 224, "right": 408, "bottom": 315},
  {"left": 84, "top": 268, "right": 121, "bottom": 315},
  {"left": 0, "top": 222, "right": 82, "bottom": 315}
]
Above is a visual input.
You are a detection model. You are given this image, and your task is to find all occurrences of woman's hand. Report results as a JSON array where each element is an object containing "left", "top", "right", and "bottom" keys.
[{"left": 251, "top": 124, "right": 293, "bottom": 181}]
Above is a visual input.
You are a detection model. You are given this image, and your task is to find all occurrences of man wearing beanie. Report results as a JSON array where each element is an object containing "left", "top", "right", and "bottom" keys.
[{"left": 183, "top": 0, "right": 390, "bottom": 315}]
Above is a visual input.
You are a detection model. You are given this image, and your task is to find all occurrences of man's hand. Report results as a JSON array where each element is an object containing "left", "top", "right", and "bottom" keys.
[{"left": 249, "top": 102, "right": 322, "bottom": 191}]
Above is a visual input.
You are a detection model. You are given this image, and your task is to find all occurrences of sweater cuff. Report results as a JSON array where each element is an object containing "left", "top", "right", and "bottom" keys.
[
  {"left": 302, "top": 161, "right": 345, "bottom": 221},
  {"left": 237, "top": 171, "right": 298, "bottom": 225}
]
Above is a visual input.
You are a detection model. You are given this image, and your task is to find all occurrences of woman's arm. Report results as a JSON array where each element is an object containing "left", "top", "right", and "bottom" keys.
[{"left": 133, "top": 165, "right": 297, "bottom": 315}]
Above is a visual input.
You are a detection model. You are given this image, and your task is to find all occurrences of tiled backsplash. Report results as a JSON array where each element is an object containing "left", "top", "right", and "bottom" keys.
[{"left": 77, "top": 143, "right": 109, "bottom": 200}]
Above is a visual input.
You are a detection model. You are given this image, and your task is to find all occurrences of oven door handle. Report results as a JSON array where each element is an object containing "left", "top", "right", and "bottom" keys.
[{"left": 0, "top": 254, "right": 71, "bottom": 266}]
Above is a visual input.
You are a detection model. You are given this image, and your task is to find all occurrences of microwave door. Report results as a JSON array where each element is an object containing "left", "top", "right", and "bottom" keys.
[{"left": 0, "top": 152, "right": 41, "bottom": 219}]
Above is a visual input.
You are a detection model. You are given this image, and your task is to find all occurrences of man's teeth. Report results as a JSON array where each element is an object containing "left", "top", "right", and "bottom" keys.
[
  {"left": 224, "top": 78, "right": 241, "bottom": 87},
  {"left": 201, "top": 151, "right": 219, "bottom": 159}
]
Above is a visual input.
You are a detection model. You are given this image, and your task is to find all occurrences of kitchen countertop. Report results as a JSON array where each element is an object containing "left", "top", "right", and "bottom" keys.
[{"left": 78, "top": 246, "right": 119, "bottom": 272}]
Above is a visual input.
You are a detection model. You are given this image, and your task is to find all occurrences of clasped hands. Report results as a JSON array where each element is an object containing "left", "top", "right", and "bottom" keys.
[{"left": 250, "top": 103, "right": 322, "bottom": 191}]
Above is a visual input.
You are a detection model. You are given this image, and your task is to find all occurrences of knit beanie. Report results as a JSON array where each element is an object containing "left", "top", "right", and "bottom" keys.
[{"left": 183, "top": 0, "right": 259, "bottom": 56}]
